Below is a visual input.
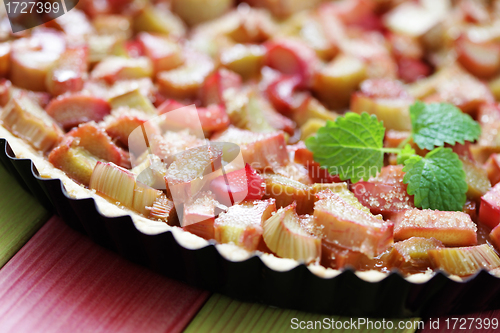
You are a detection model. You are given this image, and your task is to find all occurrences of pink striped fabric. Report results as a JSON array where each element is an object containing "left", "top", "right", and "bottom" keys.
[{"left": 0, "top": 216, "right": 209, "bottom": 333}]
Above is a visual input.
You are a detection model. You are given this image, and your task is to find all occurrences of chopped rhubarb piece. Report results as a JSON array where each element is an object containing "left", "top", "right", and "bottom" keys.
[
  {"left": 109, "top": 89, "right": 156, "bottom": 115},
  {"left": 313, "top": 54, "right": 366, "bottom": 109},
  {"left": 46, "top": 47, "right": 88, "bottom": 96},
  {"left": 479, "top": 102, "right": 500, "bottom": 124},
  {"left": 473, "top": 126, "right": 500, "bottom": 164},
  {"left": 78, "top": 0, "right": 115, "bottom": 17},
  {"left": 157, "top": 51, "right": 215, "bottom": 100},
  {"left": 46, "top": 8, "right": 93, "bottom": 37},
  {"left": 479, "top": 183, "right": 500, "bottom": 229},
  {"left": 313, "top": 190, "right": 393, "bottom": 258},
  {"left": 265, "top": 38, "right": 318, "bottom": 85},
  {"left": 422, "top": 66, "right": 494, "bottom": 116},
  {"left": 315, "top": 182, "right": 377, "bottom": 217},
  {"left": 133, "top": 3, "right": 187, "bottom": 37},
  {"left": 67, "top": 122, "right": 130, "bottom": 168},
  {"left": 460, "top": 0, "right": 489, "bottom": 23},
  {"left": 102, "top": 108, "right": 150, "bottom": 147},
  {"left": 461, "top": 157, "right": 491, "bottom": 200},
  {"left": 219, "top": 44, "right": 266, "bottom": 80},
  {"left": 352, "top": 165, "right": 414, "bottom": 218},
  {"left": 463, "top": 199, "right": 478, "bottom": 222},
  {"left": 293, "top": 97, "right": 337, "bottom": 127},
  {"left": 46, "top": 94, "right": 111, "bottom": 130},
  {"left": 165, "top": 144, "right": 225, "bottom": 203},
  {"left": 263, "top": 202, "right": 321, "bottom": 262},
  {"left": 324, "top": 0, "right": 375, "bottom": 25},
  {"left": 48, "top": 136, "right": 100, "bottom": 186},
  {"left": 292, "top": 12, "right": 335, "bottom": 60},
  {"left": 392, "top": 209, "right": 477, "bottom": 247},
  {"left": 397, "top": 57, "right": 431, "bottom": 83},
  {"left": 157, "top": 100, "right": 229, "bottom": 134},
  {"left": 456, "top": 34, "right": 500, "bottom": 79},
  {"left": 149, "top": 130, "right": 204, "bottom": 163},
  {"left": 272, "top": 162, "right": 312, "bottom": 185},
  {"left": 300, "top": 118, "right": 327, "bottom": 141},
  {"left": 384, "top": 0, "right": 447, "bottom": 38},
  {"left": 0, "top": 79, "right": 11, "bottom": 107},
  {"left": 0, "top": 42, "right": 10, "bottom": 78},
  {"left": 10, "top": 30, "right": 65, "bottom": 91},
  {"left": 486, "top": 154, "right": 500, "bottom": 186},
  {"left": 93, "top": 14, "right": 133, "bottom": 39},
  {"left": 197, "top": 104, "right": 230, "bottom": 133},
  {"left": 1, "top": 94, "right": 63, "bottom": 152},
  {"left": 87, "top": 34, "right": 122, "bottom": 64},
  {"left": 293, "top": 144, "right": 341, "bottom": 184},
  {"left": 148, "top": 195, "right": 177, "bottom": 225},
  {"left": 132, "top": 154, "right": 168, "bottom": 190},
  {"left": 210, "top": 164, "right": 265, "bottom": 207},
  {"left": 384, "top": 130, "right": 412, "bottom": 149},
  {"left": 342, "top": 35, "right": 397, "bottom": 80},
  {"left": 212, "top": 127, "right": 289, "bottom": 171},
  {"left": 90, "top": 161, "right": 136, "bottom": 208},
  {"left": 351, "top": 79, "right": 413, "bottom": 131},
  {"left": 172, "top": 0, "right": 233, "bottom": 26},
  {"left": 449, "top": 141, "right": 474, "bottom": 161},
  {"left": 136, "top": 33, "right": 184, "bottom": 74},
  {"left": 156, "top": 99, "right": 186, "bottom": 114},
  {"left": 321, "top": 240, "right": 379, "bottom": 271},
  {"left": 490, "top": 221, "right": 500, "bottom": 249},
  {"left": 428, "top": 244, "right": 500, "bottom": 277},
  {"left": 124, "top": 40, "right": 145, "bottom": 59},
  {"left": 199, "top": 68, "right": 242, "bottom": 106},
  {"left": 236, "top": 93, "right": 296, "bottom": 135},
  {"left": 361, "top": 78, "right": 410, "bottom": 99},
  {"left": 182, "top": 191, "right": 220, "bottom": 240},
  {"left": 387, "top": 237, "right": 444, "bottom": 274},
  {"left": 106, "top": 78, "right": 156, "bottom": 102},
  {"left": 246, "top": 0, "right": 322, "bottom": 18},
  {"left": 215, "top": 199, "right": 276, "bottom": 251},
  {"left": 10, "top": 87, "right": 51, "bottom": 108},
  {"left": 132, "top": 181, "right": 163, "bottom": 216},
  {"left": 267, "top": 75, "right": 309, "bottom": 115},
  {"left": 225, "top": 6, "right": 275, "bottom": 44},
  {"left": 263, "top": 179, "right": 351, "bottom": 217},
  {"left": 262, "top": 173, "right": 312, "bottom": 214},
  {"left": 91, "top": 56, "right": 153, "bottom": 84},
  {"left": 388, "top": 32, "right": 423, "bottom": 60}
]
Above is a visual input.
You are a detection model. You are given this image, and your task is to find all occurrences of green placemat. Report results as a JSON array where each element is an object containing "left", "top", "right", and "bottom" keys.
[
  {"left": 185, "top": 294, "right": 422, "bottom": 333},
  {"left": 0, "top": 163, "right": 50, "bottom": 267}
]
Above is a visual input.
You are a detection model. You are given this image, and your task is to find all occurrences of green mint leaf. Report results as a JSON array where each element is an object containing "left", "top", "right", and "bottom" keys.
[
  {"left": 397, "top": 144, "right": 416, "bottom": 165},
  {"left": 403, "top": 147, "right": 467, "bottom": 211},
  {"left": 305, "top": 112, "right": 385, "bottom": 183},
  {"left": 410, "top": 101, "right": 481, "bottom": 150}
]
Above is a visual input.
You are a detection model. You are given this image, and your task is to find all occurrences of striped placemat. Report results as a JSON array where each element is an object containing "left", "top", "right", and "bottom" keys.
[
  {"left": 0, "top": 216, "right": 209, "bottom": 333},
  {"left": 0, "top": 163, "right": 50, "bottom": 267},
  {"left": 186, "top": 293, "right": 421, "bottom": 333}
]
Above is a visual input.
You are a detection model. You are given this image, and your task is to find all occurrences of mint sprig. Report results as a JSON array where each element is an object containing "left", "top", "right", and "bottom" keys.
[
  {"left": 396, "top": 144, "right": 416, "bottom": 165},
  {"left": 306, "top": 102, "right": 481, "bottom": 211},
  {"left": 305, "top": 112, "right": 388, "bottom": 183},
  {"left": 410, "top": 101, "right": 481, "bottom": 150},
  {"left": 403, "top": 148, "right": 467, "bottom": 211}
]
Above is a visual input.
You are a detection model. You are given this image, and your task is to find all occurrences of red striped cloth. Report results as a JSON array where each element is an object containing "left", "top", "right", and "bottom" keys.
[{"left": 0, "top": 216, "right": 209, "bottom": 333}]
